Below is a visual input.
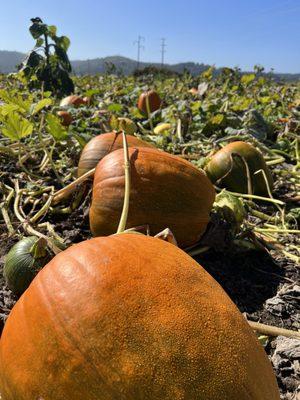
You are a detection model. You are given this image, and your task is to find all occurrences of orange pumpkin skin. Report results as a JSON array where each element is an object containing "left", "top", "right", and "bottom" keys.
[
  {"left": 90, "top": 147, "right": 215, "bottom": 248},
  {"left": 205, "top": 141, "right": 273, "bottom": 196},
  {"left": 137, "top": 90, "right": 162, "bottom": 114},
  {"left": 60, "top": 95, "right": 85, "bottom": 108},
  {"left": 77, "top": 132, "right": 154, "bottom": 177},
  {"left": 0, "top": 234, "right": 279, "bottom": 400},
  {"left": 57, "top": 110, "right": 73, "bottom": 126}
]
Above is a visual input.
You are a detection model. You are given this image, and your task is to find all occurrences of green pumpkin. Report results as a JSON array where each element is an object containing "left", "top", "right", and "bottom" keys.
[
  {"left": 4, "top": 236, "right": 51, "bottom": 297},
  {"left": 205, "top": 141, "right": 273, "bottom": 196}
]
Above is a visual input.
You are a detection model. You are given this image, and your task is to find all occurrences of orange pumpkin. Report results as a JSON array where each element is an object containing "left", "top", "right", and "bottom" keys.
[
  {"left": 90, "top": 147, "right": 215, "bottom": 248},
  {"left": 137, "top": 90, "right": 162, "bottom": 114},
  {"left": 60, "top": 95, "right": 86, "bottom": 108},
  {"left": 205, "top": 141, "right": 273, "bottom": 196},
  {"left": 0, "top": 234, "right": 279, "bottom": 400},
  {"left": 77, "top": 132, "right": 154, "bottom": 177},
  {"left": 57, "top": 110, "right": 73, "bottom": 126}
]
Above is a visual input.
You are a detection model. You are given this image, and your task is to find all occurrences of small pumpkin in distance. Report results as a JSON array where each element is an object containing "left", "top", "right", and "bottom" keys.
[
  {"left": 60, "top": 95, "right": 86, "bottom": 108},
  {"left": 205, "top": 141, "right": 273, "bottom": 196},
  {"left": 153, "top": 122, "right": 172, "bottom": 135},
  {"left": 0, "top": 234, "right": 280, "bottom": 400},
  {"left": 137, "top": 90, "right": 162, "bottom": 114},
  {"left": 82, "top": 96, "right": 91, "bottom": 105},
  {"left": 3, "top": 236, "right": 51, "bottom": 297},
  {"left": 90, "top": 147, "right": 216, "bottom": 248},
  {"left": 77, "top": 131, "right": 154, "bottom": 177},
  {"left": 57, "top": 110, "right": 72, "bottom": 126}
]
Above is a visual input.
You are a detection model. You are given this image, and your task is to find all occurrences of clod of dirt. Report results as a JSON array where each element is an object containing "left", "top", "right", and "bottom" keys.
[{"left": 271, "top": 336, "right": 300, "bottom": 399}]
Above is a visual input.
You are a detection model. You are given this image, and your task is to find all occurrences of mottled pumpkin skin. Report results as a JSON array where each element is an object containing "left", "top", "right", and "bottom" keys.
[
  {"left": 0, "top": 235, "right": 279, "bottom": 400},
  {"left": 90, "top": 147, "right": 215, "bottom": 248},
  {"left": 77, "top": 132, "right": 154, "bottom": 177},
  {"left": 60, "top": 95, "right": 85, "bottom": 107},
  {"left": 137, "top": 90, "right": 162, "bottom": 114},
  {"left": 205, "top": 141, "right": 273, "bottom": 196},
  {"left": 57, "top": 110, "right": 73, "bottom": 126}
]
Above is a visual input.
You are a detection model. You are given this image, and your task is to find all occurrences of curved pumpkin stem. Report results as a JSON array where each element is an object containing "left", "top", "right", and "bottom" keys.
[{"left": 117, "top": 131, "right": 131, "bottom": 234}]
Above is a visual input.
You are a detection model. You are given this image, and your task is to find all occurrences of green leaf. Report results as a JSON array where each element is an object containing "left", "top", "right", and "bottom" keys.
[
  {"left": 0, "top": 104, "right": 19, "bottom": 116},
  {"left": 35, "top": 38, "right": 44, "bottom": 47},
  {"left": 210, "top": 114, "right": 225, "bottom": 125},
  {"left": 29, "top": 19, "right": 47, "bottom": 39},
  {"left": 241, "top": 74, "right": 255, "bottom": 85},
  {"left": 1, "top": 112, "right": 34, "bottom": 140},
  {"left": 47, "top": 25, "right": 57, "bottom": 38},
  {"left": 31, "top": 98, "right": 53, "bottom": 115},
  {"left": 45, "top": 114, "right": 68, "bottom": 141},
  {"left": 107, "top": 103, "right": 123, "bottom": 113},
  {"left": 54, "top": 36, "right": 70, "bottom": 51}
]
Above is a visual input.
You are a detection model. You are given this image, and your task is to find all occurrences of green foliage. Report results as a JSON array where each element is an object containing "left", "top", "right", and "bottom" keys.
[
  {"left": 0, "top": 112, "right": 34, "bottom": 140},
  {"left": 45, "top": 114, "right": 68, "bottom": 141},
  {"left": 19, "top": 17, "right": 74, "bottom": 97}
]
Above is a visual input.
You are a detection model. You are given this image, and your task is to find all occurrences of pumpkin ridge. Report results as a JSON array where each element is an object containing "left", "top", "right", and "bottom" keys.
[{"left": 26, "top": 252, "right": 127, "bottom": 399}]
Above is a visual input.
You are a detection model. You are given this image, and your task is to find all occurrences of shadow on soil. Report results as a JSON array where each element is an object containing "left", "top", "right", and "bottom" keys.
[{"left": 194, "top": 249, "right": 284, "bottom": 314}]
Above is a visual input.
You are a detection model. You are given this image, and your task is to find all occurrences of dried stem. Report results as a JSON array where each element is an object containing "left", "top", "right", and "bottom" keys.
[{"left": 117, "top": 131, "right": 131, "bottom": 234}]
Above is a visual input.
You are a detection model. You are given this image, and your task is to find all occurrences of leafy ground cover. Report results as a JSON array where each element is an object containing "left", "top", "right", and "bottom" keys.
[{"left": 0, "top": 68, "right": 299, "bottom": 399}]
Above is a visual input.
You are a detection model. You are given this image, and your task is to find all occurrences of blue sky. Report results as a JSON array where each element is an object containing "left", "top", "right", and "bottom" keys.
[{"left": 0, "top": 0, "right": 299, "bottom": 72}]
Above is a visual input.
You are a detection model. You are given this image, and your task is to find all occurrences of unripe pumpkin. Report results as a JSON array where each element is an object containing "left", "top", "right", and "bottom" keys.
[
  {"left": 60, "top": 95, "right": 85, "bottom": 108},
  {"left": 57, "top": 110, "right": 73, "bottom": 126},
  {"left": 0, "top": 234, "right": 280, "bottom": 400},
  {"left": 205, "top": 141, "right": 273, "bottom": 196},
  {"left": 137, "top": 90, "right": 162, "bottom": 114},
  {"left": 77, "top": 132, "right": 154, "bottom": 177},
  {"left": 3, "top": 236, "right": 50, "bottom": 297},
  {"left": 89, "top": 147, "right": 215, "bottom": 248}
]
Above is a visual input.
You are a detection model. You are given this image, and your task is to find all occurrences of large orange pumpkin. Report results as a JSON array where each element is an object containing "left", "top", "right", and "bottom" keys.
[
  {"left": 205, "top": 141, "right": 273, "bottom": 196},
  {"left": 0, "top": 234, "right": 279, "bottom": 400},
  {"left": 89, "top": 147, "right": 215, "bottom": 248},
  {"left": 77, "top": 132, "right": 154, "bottom": 177},
  {"left": 137, "top": 90, "right": 162, "bottom": 114}
]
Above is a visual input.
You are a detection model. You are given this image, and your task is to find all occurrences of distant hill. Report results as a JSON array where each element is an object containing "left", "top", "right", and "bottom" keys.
[
  {"left": 0, "top": 51, "right": 24, "bottom": 73},
  {"left": 1, "top": 50, "right": 300, "bottom": 81}
]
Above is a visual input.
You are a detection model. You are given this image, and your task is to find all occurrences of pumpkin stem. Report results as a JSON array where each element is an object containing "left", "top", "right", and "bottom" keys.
[
  {"left": 145, "top": 92, "right": 154, "bottom": 132},
  {"left": 117, "top": 131, "right": 131, "bottom": 234},
  {"left": 52, "top": 168, "right": 96, "bottom": 205},
  {"left": 231, "top": 153, "right": 253, "bottom": 195},
  {"left": 248, "top": 320, "right": 300, "bottom": 340}
]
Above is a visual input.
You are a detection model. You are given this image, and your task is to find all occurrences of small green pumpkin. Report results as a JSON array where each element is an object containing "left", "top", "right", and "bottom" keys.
[
  {"left": 4, "top": 236, "right": 51, "bottom": 297},
  {"left": 205, "top": 141, "right": 273, "bottom": 196}
]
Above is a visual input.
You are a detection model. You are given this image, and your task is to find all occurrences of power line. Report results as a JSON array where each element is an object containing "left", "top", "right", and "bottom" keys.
[
  {"left": 160, "top": 38, "right": 166, "bottom": 66},
  {"left": 133, "top": 35, "right": 145, "bottom": 69}
]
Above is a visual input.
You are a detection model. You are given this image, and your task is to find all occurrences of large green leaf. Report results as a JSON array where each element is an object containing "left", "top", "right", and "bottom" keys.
[
  {"left": 29, "top": 18, "right": 47, "bottom": 39},
  {"left": 1, "top": 112, "right": 34, "bottom": 140},
  {"left": 241, "top": 74, "right": 255, "bottom": 85},
  {"left": 45, "top": 114, "right": 68, "bottom": 141},
  {"left": 31, "top": 99, "right": 53, "bottom": 115}
]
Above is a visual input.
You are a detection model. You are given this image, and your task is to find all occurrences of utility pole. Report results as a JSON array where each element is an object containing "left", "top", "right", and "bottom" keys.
[
  {"left": 160, "top": 38, "right": 166, "bottom": 66},
  {"left": 134, "top": 35, "right": 145, "bottom": 69}
]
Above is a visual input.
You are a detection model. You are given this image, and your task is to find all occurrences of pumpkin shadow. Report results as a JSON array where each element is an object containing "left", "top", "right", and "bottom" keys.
[{"left": 194, "top": 249, "right": 284, "bottom": 314}]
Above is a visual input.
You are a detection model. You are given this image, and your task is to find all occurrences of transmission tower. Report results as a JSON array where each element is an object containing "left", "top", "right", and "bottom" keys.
[
  {"left": 160, "top": 38, "right": 166, "bottom": 66},
  {"left": 134, "top": 35, "right": 145, "bottom": 69}
]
